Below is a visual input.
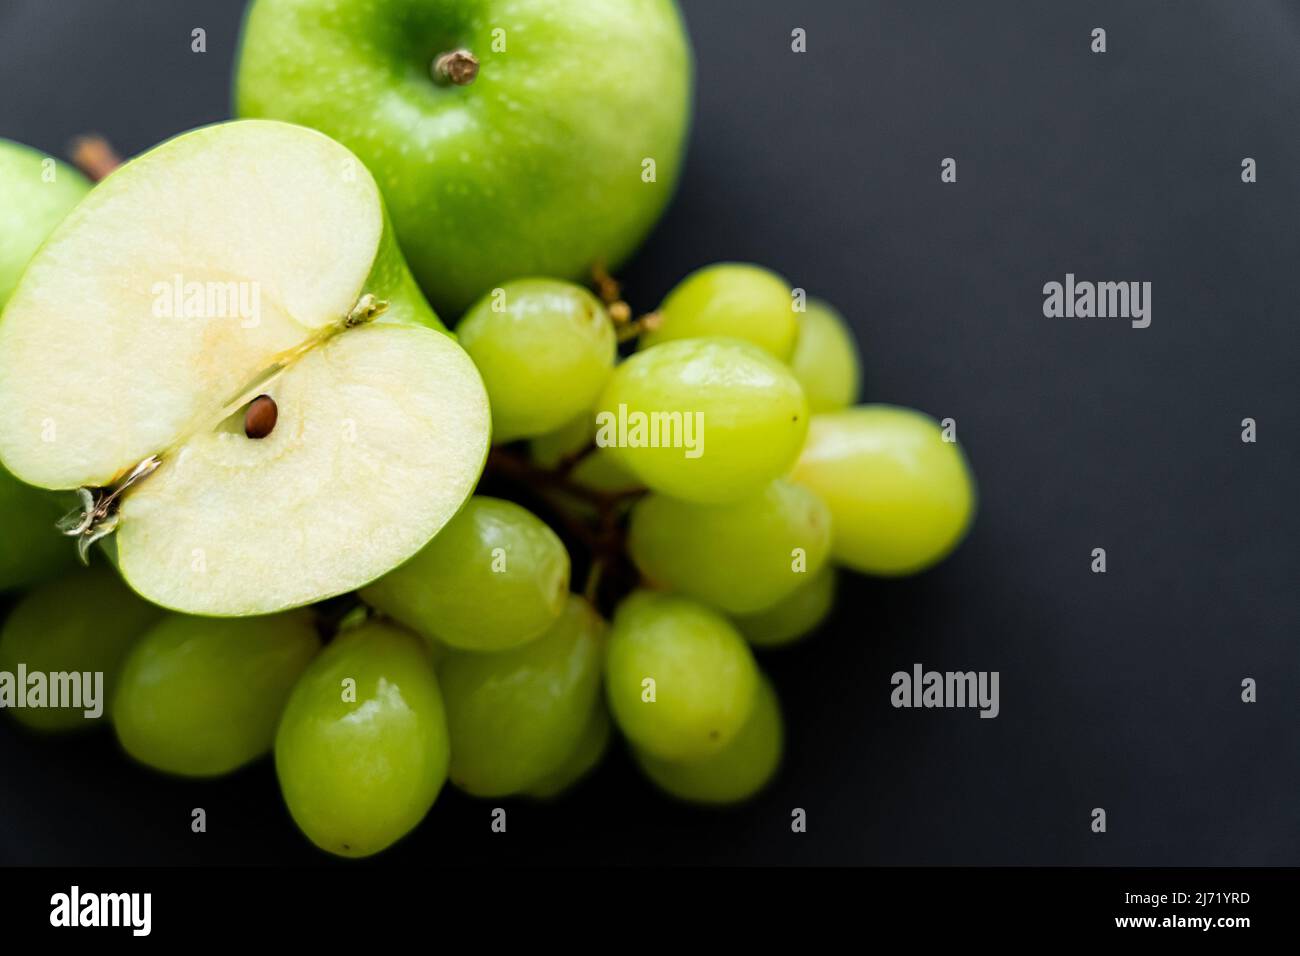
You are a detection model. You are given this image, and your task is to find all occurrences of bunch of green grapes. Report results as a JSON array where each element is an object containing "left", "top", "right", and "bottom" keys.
[
  {"left": 445, "top": 266, "right": 975, "bottom": 813},
  {"left": 0, "top": 265, "right": 974, "bottom": 859}
]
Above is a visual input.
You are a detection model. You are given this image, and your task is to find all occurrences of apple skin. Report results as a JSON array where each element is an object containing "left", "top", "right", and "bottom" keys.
[
  {"left": 235, "top": 0, "right": 693, "bottom": 316},
  {"left": 0, "top": 140, "right": 89, "bottom": 589}
]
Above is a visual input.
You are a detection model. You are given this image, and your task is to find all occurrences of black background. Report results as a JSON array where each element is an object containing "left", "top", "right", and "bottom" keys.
[{"left": 0, "top": 0, "right": 1296, "bottom": 866}]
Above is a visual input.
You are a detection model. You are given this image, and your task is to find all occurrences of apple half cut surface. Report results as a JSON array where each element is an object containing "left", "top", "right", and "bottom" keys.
[{"left": 0, "top": 120, "right": 490, "bottom": 616}]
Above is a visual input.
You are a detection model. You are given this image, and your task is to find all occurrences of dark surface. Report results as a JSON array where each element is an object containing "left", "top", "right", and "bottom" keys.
[{"left": 0, "top": 0, "right": 1297, "bottom": 866}]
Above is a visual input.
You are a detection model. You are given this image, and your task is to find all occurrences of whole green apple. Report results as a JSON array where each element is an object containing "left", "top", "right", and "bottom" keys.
[
  {"left": 235, "top": 0, "right": 693, "bottom": 316},
  {"left": 0, "top": 140, "right": 89, "bottom": 589}
]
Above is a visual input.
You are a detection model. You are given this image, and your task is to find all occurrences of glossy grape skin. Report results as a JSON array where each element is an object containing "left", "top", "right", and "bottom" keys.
[
  {"left": 595, "top": 338, "right": 808, "bottom": 503},
  {"left": 790, "top": 299, "right": 861, "bottom": 412},
  {"left": 0, "top": 139, "right": 91, "bottom": 305},
  {"left": 112, "top": 611, "right": 320, "bottom": 777},
  {"left": 275, "top": 620, "right": 448, "bottom": 858},
  {"left": 790, "top": 405, "right": 976, "bottom": 575},
  {"left": 526, "top": 702, "right": 611, "bottom": 799},
  {"left": 0, "top": 566, "right": 162, "bottom": 732},
  {"left": 440, "top": 595, "right": 605, "bottom": 797},
  {"left": 628, "top": 480, "right": 832, "bottom": 614},
  {"left": 634, "top": 674, "right": 782, "bottom": 804},
  {"left": 641, "top": 263, "right": 796, "bottom": 359},
  {"left": 361, "top": 496, "right": 569, "bottom": 652},
  {"left": 605, "top": 591, "right": 758, "bottom": 761},
  {"left": 458, "top": 279, "right": 617, "bottom": 442},
  {"left": 732, "top": 566, "right": 836, "bottom": 648}
]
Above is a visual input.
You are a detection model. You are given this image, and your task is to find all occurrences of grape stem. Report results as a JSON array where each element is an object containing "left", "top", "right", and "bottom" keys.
[
  {"left": 615, "top": 311, "right": 661, "bottom": 343},
  {"left": 484, "top": 447, "right": 645, "bottom": 614},
  {"left": 591, "top": 261, "right": 623, "bottom": 306},
  {"left": 592, "top": 261, "right": 657, "bottom": 342},
  {"left": 70, "top": 135, "right": 122, "bottom": 182},
  {"left": 485, "top": 446, "right": 641, "bottom": 510}
]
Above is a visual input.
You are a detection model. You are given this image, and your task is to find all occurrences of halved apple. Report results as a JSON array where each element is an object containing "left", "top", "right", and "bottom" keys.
[{"left": 0, "top": 120, "right": 490, "bottom": 616}]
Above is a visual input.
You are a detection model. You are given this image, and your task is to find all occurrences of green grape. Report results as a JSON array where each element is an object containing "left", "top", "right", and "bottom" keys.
[
  {"left": 275, "top": 620, "right": 448, "bottom": 858},
  {"left": 635, "top": 674, "right": 782, "bottom": 804},
  {"left": 457, "top": 278, "right": 616, "bottom": 442},
  {"left": 530, "top": 412, "right": 593, "bottom": 468},
  {"left": 790, "top": 299, "right": 861, "bottom": 412},
  {"left": 595, "top": 337, "right": 808, "bottom": 503},
  {"left": 423, "top": 633, "right": 450, "bottom": 669},
  {"left": 0, "top": 471, "right": 75, "bottom": 590},
  {"left": 0, "top": 565, "right": 162, "bottom": 731},
  {"left": 791, "top": 405, "right": 976, "bottom": 575},
  {"left": 112, "top": 611, "right": 320, "bottom": 777},
  {"left": 571, "top": 448, "right": 643, "bottom": 495},
  {"left": 0, "top": 141, "right": 90, "bottom": 591},
  {"left": 361, "top": 496, "right": 569, "bottom": 652},
  {"left": 628, "top": 479, "right": 832, "bottom": 614},
  {"left": 641, "top": 263, "right": 796, "bottom": 359},
  {"left": 527, "top": 702, "right": 611, "bottom": 799},
  {"left": 733, "top": 566, "right": 836, "bottom": 648},
  {"left": 605, "top": 591, "right": 758, "bottom": 761},
  {"left": 531, "top": 412, "right": 642, "bottom": 495},
  {"left": 440, "top": 595, "right": 605, "bottom": 797},
  {"left": 0, "top": 139, "right": 91, "bottom": 305}
]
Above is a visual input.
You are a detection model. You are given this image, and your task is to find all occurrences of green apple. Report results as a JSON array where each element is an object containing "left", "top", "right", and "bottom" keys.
[
  {"left": 0, "top": 120, "right": 490, "bottom": 616},
  {"left": 0, "top": 140, "right": 91, "bottom": 589},
  {"left": 235, "top": 0, "right": 693, "bottom": 315}
]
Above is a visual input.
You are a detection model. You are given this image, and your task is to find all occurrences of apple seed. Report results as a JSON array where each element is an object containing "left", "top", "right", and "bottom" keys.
[{"left": 244, "top": 395, "right": 278, "bottom": 439}]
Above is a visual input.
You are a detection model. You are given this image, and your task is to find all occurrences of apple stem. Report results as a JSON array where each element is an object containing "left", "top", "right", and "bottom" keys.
[
  {"left": 69, "top": 135, "right": 123, "bottom": 182},
  {"left": 432, "top": 49, "right": 479, "bottom": 86}
]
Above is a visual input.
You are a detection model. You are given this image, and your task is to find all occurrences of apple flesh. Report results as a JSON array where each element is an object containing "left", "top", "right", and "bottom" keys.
[
  {"left": 235, "top": 0, "right": 693, "bottom": 315},
  {"left": 0, "top": 120, "right": 490, "bottom": 616},
  {"left": 0, "top": 140, "right": 90, "bottom": 589}
]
